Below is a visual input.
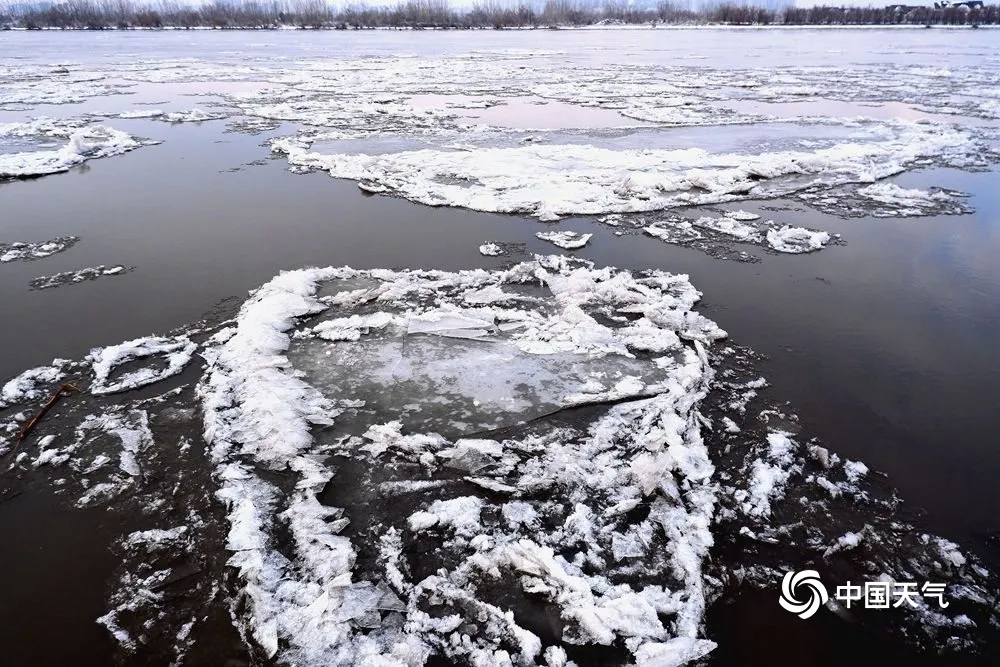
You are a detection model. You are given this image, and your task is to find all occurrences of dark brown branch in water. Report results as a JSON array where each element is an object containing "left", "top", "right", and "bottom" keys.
[{"left": 15, "top": 382, "right": 81, "bottom": 446}]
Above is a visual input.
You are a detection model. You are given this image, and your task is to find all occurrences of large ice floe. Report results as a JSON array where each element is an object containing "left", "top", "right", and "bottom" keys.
[
  {"left": 0, "top": 117, "right": 153, "bottom": 179},
  {"left": 1, "top": 259, "right": 999, "bottom": 665},
  {"left": 198, "top": 256, "right": 727, "bottom": 666},
  {"left": 271, "top": 122, "right": 976, "bottom": 222}
]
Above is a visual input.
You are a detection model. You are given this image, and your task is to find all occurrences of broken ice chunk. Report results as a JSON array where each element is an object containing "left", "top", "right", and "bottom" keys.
[
  {"left": 766, "top": 225, "right": 830, "bottom": 254},
  {"left": 408, "top": 496, "right": 483, "bottom": 536},
  {"left": 536, "top": 230, "right": 593, "bottom": 250},
  {"left": 89, "top": 335, "right": 197, "bottom": 395},
  {"left": 479, "top": 242, "right": 505, "bottom": 256},
  {"left": 407, "top": 312, "right": 494, "bottom": 337}
]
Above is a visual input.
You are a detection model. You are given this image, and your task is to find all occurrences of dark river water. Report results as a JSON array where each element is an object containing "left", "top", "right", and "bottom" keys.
[{"left": 1, "top": 27, "right": 999, "bottom": 667}]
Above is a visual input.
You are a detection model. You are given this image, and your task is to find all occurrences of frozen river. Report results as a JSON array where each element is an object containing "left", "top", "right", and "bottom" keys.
[{"left": 1, "top": 27, "right": 999, "bottom": 667}]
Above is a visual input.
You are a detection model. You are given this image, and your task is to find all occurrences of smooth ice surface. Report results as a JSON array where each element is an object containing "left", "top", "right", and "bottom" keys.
[{"left": 294, "top": 330, "right": 666, "bottom": 437}]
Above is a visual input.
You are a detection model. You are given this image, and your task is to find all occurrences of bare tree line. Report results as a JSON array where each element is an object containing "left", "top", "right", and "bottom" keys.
[{"left": 0, "top": 0, "right": 996, "bottom": 30}]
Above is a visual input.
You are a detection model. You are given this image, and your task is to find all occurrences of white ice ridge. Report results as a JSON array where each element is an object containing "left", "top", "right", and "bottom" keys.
[
  {"left": 198, "top": 257, "right": 727, "bottom": 666},
  {"left": 0, "top": 118, "right": 149, "bottom": 179},
  {"left": 272, "top": 122, "right": 972, "bottom": 221},
  {"left": 89, "top": 335, "right": 198, "bottom": 396}
]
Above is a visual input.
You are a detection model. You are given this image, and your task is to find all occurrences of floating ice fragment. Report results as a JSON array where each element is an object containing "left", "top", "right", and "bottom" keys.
[
  {"left": 725, "top": 210, "right": 761, "bottom": 222},
  {"left": 479, "top": 242, "right": 505, "bottom": 256},
  {"left": 766, "top": 226, "right": 830, "bottom": 254},
  {"left": 536, "top": 231, "right": 593, "bottom": 250},
  {"left": 163, "top": 109, "right": 227, "bottom": 123},
  {"left": 89, "top": 335, "right": 198, "bottom": 395},
  {"left": 691, "top": 215, "right": 759, "bottom": 242},
  {"left": 410, "top": 496, "right": 484, "bottom": 536},
  {"left": 29, "top": 264, "right": 133, "bottom": 290},
  {"left": 0, "top": 363, "right": 65, "bottom": 408},
  {"left": 406, "top": 312, "right": 495, "bottom": 338},
  {"left": 118, "top": 109, "right": 165, "bottom": 119},
  {"left": 0, "top": 236, "right": 79, "bottom": 263},
  {"left": 742, "top": 432, "right": 800, "bottom": 518},
  {"left": 0, "top": 123, "right": 150, "bottom": 180},
  {"left": 197, "top": 258, "right": 727, "bottom": 665}
]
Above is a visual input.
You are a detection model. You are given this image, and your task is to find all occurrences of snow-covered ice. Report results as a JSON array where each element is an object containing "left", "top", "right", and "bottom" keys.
[
  {"left": 273, "top": 122, "right": 978, "bottom": 222},
  {"left": 89, "top": 335, "right": 198, "bottom": 396},
  {"left": 197, "top": 257, "right": 727, "bottom": 666},
  {"left": 29, "top": 265, "right": 132, "bottom": 290},
  {"left": 0, "top": 361, "right": 68, "bottom": 408},
  {"left": 798, "top": 181, "right": 972, "bottom": 219},
  {"left": 118, "top": 108, "right": 226, "bottom": 123},
  {"left": 535, "top": 230, "right": 593, "bottom": 249},
  {"left": 0, "top": 236, "right": 79, "bottom": 262},
  {"left": 765, "top": 226, "right": 831, "bottom": 254},
  {"left": 0, "top": 120, "right": 152, "bottom": 180},
  {"left": 479, "top": 242, "right": 505, "bottom": 256}
]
